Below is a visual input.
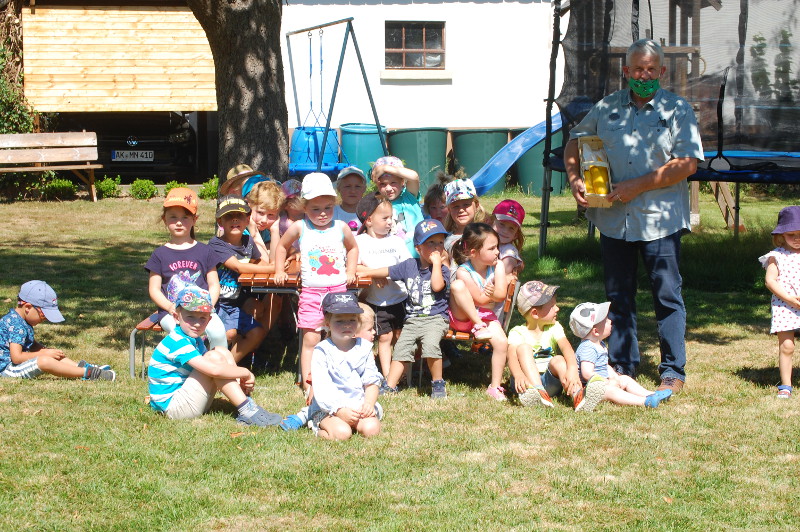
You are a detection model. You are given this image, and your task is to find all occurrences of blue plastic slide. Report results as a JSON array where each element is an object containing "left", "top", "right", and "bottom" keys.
[{"left": 471, "top": 114, "right": 563, "bottom": 196}]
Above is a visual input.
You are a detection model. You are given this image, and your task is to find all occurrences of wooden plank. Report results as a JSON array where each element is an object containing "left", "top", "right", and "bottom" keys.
[
  {"left": 25, "top": 79, "right": 215, "bottom": 90},
  {"left": 24, "top": 66, "right": 215, "bottom": 75},
  {"left": 0, "top": 147, "right": 98, "bottom": 165},
  {"left": 0, "top": 132, "right": 96, "bottom": 148},
  {"left": 25, "top": 50, "right": 212, "bottom": 60},
  {"left": 0, "top": 164, "right": 103, "bottom": 172},
  {"left": 27, "top": 88, "right": 218, "bottom": 98},
  {"left": 26, "top": 74, "right": 214, "bottom": 83},
  {"left": 28, "top": 102, "right": 218, "bottom": 112}
]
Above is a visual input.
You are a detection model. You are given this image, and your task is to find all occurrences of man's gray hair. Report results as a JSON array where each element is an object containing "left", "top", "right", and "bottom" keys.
[{"left": 626, "top": 39, "right": 664, "bottom": 67}]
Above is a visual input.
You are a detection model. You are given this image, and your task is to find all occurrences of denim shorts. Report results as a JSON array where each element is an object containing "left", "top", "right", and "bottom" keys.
[{"left": 216, "top": 301, "right": 262, "bottom": 335}]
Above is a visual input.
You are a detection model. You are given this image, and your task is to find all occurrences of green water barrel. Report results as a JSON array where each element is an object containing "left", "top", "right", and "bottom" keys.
[
  {"left": 340, "top": 123, "right": 388, "bottom": 178},
  {"left": 387, "top": 127, "right": 448, "bottom": 192},
  {"left": 512, "top": 128, "right": 564, "bottom": 196},
  {"left": 451, "top": 128, "right": 509, "bottom": 195}
]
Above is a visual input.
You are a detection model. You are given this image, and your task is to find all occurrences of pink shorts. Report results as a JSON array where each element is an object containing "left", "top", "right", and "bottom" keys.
[
  {"left": 297, "top": 283, "right": 348, "bottom": 331},
  {"left": 448, "top": 308, "right": 499, "bottom": 333}
]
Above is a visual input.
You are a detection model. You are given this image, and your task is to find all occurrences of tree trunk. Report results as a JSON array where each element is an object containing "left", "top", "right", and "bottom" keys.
[{"left": 187, "top": 0, "right": 289, "bottom": 185}]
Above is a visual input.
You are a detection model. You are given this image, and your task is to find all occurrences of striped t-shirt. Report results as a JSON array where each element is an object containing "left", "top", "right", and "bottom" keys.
[{"left": 148, "top": 327, "right": 206, "bottom": 412}]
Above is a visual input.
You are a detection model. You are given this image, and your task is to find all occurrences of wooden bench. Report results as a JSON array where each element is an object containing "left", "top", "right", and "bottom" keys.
[
  {"left": 0, "top": 132, "right": 102, "bottom": 201},
  {"left": 129, "top": 315, "right": 162, "bottom": 379}
]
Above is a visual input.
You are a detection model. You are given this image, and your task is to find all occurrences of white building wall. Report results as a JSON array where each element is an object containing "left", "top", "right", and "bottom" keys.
[{"left": 281, "top": 1, "right": 562, "bottom": 130}]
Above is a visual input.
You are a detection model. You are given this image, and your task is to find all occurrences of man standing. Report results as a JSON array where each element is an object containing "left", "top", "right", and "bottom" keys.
[{"left": 564, "top": 39, "right": 704, "bottom": 394}]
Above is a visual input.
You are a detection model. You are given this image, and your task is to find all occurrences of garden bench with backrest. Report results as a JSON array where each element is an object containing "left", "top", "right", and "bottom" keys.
[{"left": 0, "top": 131, "right": 102, "bottom": 201}]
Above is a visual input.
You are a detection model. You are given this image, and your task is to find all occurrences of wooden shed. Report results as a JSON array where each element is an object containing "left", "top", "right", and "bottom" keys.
[{"left": 22, "top": 1, "right": 217, "bottom": 112}]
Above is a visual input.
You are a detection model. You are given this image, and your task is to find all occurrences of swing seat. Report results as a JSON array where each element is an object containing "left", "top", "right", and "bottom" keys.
[{"left": 288, "top": 126, "right": 351, "bottom": 178}]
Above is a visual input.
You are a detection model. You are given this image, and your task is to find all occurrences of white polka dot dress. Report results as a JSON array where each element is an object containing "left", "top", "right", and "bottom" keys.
[{"left": 759, "top": 247, "right": 800, "bottom": 333}]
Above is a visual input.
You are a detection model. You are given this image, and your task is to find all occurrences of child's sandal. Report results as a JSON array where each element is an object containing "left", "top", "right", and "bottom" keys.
[
  {"left": 471, "top": 322, "right": 492, "bottom": 340},
  {"left": 777, "top": 385, "right": 793, "bottom": 399}
]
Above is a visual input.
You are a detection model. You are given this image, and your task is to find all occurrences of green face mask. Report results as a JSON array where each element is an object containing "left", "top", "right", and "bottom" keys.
[{"left": 628, "top": 77, "right": 660, "bottom": 98}]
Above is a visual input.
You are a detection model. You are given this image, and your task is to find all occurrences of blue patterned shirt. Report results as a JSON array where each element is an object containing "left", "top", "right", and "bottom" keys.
[{"left": 0, "top": 309, "right": 35, "bottom": 372}]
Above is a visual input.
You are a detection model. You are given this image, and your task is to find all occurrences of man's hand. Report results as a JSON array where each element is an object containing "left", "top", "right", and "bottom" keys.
[{"left": 605, "top": 178, "right": 642, "bottom": 203}]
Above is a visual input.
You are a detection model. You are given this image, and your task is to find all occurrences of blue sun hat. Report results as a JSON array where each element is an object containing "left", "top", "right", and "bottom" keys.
[{"left": 772, "top": 206, "right": 800, "bottom": 235}]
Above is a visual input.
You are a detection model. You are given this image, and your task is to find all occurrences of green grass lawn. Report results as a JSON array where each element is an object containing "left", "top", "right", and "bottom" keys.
[{"left": 1, "top": 191, "right": 799, "bottom": 531}]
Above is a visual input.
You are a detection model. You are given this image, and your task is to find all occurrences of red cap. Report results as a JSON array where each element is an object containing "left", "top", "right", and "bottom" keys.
[{"left": 492, "top": 199, "right": 525, "bottom": 227}]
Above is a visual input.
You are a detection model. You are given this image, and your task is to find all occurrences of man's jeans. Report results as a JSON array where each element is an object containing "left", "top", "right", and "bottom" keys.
[{"left": 600, "top": 231, "right": 687, "bottom": 381}]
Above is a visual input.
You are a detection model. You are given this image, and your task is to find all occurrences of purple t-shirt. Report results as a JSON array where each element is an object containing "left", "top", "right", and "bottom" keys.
[
  {"left": 144, "top": 243, "right": 218, "bottom": 299},
  {"left": 388, "top": 258, "right": 450, "bottom": 318},
  {"left": 209, "top": 235, "right": 261, "bottom": 303}
]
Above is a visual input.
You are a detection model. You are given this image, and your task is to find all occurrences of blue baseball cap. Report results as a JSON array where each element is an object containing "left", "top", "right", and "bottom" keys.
[
  {"left": 18, "top": 280, "right": 64, "bottom": 323},
  {"left": 413, "top": 219, "right": 448, "bottom": 246},
  {"left": 321, "top": 292, "right": 363, "bottom": 315}
]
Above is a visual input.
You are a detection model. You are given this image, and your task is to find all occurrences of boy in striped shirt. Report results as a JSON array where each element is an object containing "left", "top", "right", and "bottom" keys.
[{"left": 147, "top": 284, "right": 281, "bottom": 426}]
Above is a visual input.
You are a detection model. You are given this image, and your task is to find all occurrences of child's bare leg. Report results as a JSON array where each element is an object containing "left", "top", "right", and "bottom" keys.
[
  {"left": 230, "top": 326, "right": 267, "bottom": 362},
  {"left": 515, "top": 345, "right": 545, "bottom": 388},
  {"left": 612, "top": 374, "right": 651, "bottom": 397},
  {"left": 426, "top": 357, "right": 443, "bottom": 381},
  {"left": 604, "top": 384, "right": 646, "bottom": 406},
  {"left": 777, "top": 331, "right": 795, "bottom": 387},
  {"left": 377, "top": 330, "right": 393, "bottom": 377},
  {"left": 449, "top": 279, "right": 482, "bottom": 325},
  {"left": 200, "top": 349, "right": 248, "bottom": 405},
  {"left": 256, "top": 294, "right": 283, "bottom": 333},
  {"left": 37, "top": 356, "right": 86, "bottom": 379},
  {"left": 356, "top": 416, "right": 381, "bottom": 437},
  {"left": 300, "top": 329, "right": 321, "bottom": 391},
  {"left": 386, "top": 360, "right": 408, "bottom": 389},
  {"left": 487, "top": 322, "right": 507, "bottom": 388},
  {"left": 318, "top": 415, "right": 354, "bottom": 441},
  {"left": 548, "top": 355, "right": 570, "bottom": 388}
]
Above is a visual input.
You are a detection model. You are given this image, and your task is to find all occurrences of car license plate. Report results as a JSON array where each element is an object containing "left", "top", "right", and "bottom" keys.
[{"left": 112, "top": 150, "right": 154, "bottom": 162}]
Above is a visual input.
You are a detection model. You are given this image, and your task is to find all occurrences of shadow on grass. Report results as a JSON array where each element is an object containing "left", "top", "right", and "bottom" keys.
[{"left": 734, "top": 366, "right": 779, "bottom": 388}]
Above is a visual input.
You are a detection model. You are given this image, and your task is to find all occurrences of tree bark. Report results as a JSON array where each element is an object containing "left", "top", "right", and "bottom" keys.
[{"left": 187, "top": 0, "right": 289, "bottom": 184}]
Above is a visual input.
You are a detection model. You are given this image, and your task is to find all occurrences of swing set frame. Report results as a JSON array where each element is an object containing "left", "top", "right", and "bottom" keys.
[{"left": 285, "top": 17, "right": 388, "bottom": 174}]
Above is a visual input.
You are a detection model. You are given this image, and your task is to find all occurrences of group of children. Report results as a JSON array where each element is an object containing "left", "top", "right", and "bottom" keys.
[{"left": 9, "top": 161, "right": 800, "bottom": 440}]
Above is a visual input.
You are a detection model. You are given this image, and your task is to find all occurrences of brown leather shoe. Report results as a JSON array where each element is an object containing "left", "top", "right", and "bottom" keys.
[{"left": 657, "top": 376, "right": 684, "bottom": 394}]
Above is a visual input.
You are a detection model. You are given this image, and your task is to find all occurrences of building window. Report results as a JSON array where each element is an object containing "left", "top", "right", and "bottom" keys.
[{"left": 385, "top": 22, "right": 445, "bottom": 69}]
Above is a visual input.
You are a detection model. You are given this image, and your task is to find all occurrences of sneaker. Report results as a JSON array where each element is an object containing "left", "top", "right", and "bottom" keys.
[
  {"left": 486, "top": 385, "right": 507, "bottom": 401},
  {"left": 571, "top": 386, "right": 585, "bottom": 410},
  {"left": 279, "top": 414, "right": 305, "bottom": 431},
  {"left": 236, "top": 405, "right": 282, "bottom": 427},
  {"left": 374, "top": 402, "right": 384, "bottom": 420},
  {"left": 83, "top": 366, "right": 116, "bottom": 381},
  {"left": 644, "top": 389, "right": 672, "bottom": 408},
  {"left": 575, "top": 375, "right": 606, "bottom": 412},
  {"left": 657, "top": 376, "right": 684, "bottom": 395},
  {"left": 520, "top": 386, "right": 553, "bottom": 408},
  {"left": 379, "top": 380, "right": 399, "bottom": 396},
  {"left": 472, "top": 323, "right": 493, "bottom": 340},
  {"left": 777, "top": 385, "right": 793, "bottom": 399},
  {"left": 78, "top": 360, "right": 111, "bottom": 371},
  {"left": 431, "top": 379, "right": 447, "bottom": 399}
]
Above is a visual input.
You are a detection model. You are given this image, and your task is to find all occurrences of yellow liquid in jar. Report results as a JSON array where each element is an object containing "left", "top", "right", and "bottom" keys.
[
  {"left": 590, "top": 166, "right": 609, "bottom": 195},
  {"left": 583, "top": 170, "right": 594, "bottom": 193}
]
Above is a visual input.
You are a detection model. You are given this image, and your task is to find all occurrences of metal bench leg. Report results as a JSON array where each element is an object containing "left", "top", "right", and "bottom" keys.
[{"left": 129, "top": 328, "right": 139, "bottom": 378}]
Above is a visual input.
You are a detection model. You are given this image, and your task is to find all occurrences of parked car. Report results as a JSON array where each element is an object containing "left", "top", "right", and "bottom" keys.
[{"left": 57, "top": 112, "right": 198, "bottom": 182}]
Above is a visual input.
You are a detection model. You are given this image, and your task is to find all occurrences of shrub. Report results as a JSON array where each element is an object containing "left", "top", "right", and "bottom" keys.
[
  {"left": 37, "top": 177, "right": 78, "bottom": 201},
  {"left": 198, "top": 176, "right": 219, "bottom": 200},
  {"left": 164, "top": 180, "right": 188, "bottom": 196},
  {"left": 130, "top": 178, "right": 157, "bottom": 200},
  {"left": 96, "top": 175, "right": 121, "bottom": 199}
]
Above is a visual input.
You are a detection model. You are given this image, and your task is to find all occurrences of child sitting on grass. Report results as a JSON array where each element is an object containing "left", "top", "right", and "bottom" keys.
[
  {"left": 209, "top": 195, "right": 275, "bottom": 362},
  {"left": 506, "top": 280, "right": 588, "bottom": 409},
  {"left": 278, "top": 301, "right": 376, "bottom": 432},
  {"left": 569, "top": 302, "right": 672, "bottom": 410},
  {"left": 148, "top": 284, "right": 281, "bottom": 426},
  {"left": 307, "top": 292, "right": 383, "bottom": 440},
  {"left": 0, "top": 281, "right": 115, "bottom": 381},
  {"left": 361, "top": 219, "right": 451, "bottom": 399}
]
